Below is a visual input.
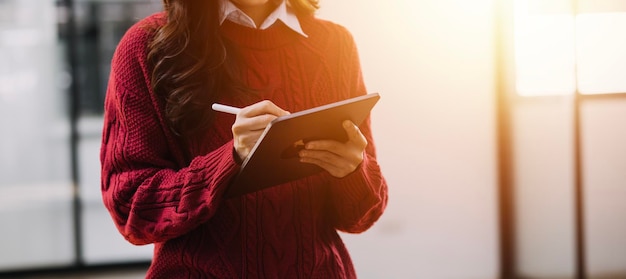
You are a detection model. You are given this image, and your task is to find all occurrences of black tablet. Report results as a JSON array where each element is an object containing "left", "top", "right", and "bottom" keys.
[{"left": 225, "top": 93, "right": 380, "bottom": 198}]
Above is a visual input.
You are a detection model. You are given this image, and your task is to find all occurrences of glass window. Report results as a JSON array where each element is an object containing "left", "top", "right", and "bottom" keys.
[
  {"left": 73, "top": 0, "right": 162, "bottom": 265},
  {"left": 70, "top": 1, "right": 162, "bottom": 116},
  {"left": 0, "top": 0, "right": 75, "bottom": 271},
  {"left": 514, "top": 0, "right": 626, "bottom": 96},
  {"left": 0, "top": 0, "right": 162, "bottom": 272},
  {"left": 576, "top": 13, "right": 626, "bottom": 94},
  {"left": 514, "top": 0, "right": 576, "bottom": 96}
]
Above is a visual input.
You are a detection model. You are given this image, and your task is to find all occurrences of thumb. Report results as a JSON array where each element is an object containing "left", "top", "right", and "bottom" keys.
[{"left": 343, "top": 120, "right": 367, "bottom": 147}]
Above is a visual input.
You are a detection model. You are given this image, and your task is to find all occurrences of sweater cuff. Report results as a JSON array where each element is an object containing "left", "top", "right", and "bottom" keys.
[
  {"left": 330, "top": 154, "right": 381, "bottom": 204},
  {"left": 187, "top": 140, "right": 241, "bottom": 191}
]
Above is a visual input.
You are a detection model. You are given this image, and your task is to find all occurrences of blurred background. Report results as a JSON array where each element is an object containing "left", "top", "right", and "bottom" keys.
[{"left": 0, "top": 0, "right": 624, "bottom": 278}]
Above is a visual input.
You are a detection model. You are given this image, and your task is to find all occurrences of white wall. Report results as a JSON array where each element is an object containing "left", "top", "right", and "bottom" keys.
[{"left": 318, "top": 1, "right": 500, "bottom": 278}]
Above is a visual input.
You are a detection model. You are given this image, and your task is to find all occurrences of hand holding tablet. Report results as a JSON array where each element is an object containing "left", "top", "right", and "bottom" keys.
[{"left": 215, "top": 93, "right": 380, "bottom": 198}]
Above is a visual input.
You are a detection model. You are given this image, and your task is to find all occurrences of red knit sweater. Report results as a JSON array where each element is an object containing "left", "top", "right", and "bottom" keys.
[{"left": 100, "top": 12, "right": 388, "bottom": 279}]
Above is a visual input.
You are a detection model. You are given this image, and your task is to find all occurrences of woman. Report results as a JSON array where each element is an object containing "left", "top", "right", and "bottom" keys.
[{"left": 100, "top": 0, "right": 388, "bottom": 277}]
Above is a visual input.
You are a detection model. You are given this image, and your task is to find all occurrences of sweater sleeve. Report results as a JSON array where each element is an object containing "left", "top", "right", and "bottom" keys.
[
  {"left": 326, "top": 26, "right": 388, "bottom": 233},
  {"left": 328, "top": 118, "right": 388, "bottom": 233},
  {"left": 99, "top": 19, "right": 239, "bottom": 245}
]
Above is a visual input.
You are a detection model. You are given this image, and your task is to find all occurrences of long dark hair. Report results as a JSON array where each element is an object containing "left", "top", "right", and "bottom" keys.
[{"left": 148, "top": 0, "right": 319, "bottom": 138}]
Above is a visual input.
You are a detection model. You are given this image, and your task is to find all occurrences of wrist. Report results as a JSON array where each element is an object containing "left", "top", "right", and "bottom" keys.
[{"left": 232, "top": 147, "right": 244, "bottom": 165}]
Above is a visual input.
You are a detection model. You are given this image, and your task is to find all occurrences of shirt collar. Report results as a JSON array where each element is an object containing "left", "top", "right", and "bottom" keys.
[{"left": 219, "top": 0, "right": 308, "bottom": 38}]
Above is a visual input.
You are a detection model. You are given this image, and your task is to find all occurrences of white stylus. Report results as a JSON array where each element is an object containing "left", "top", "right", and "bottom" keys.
[{"left": 212, "top": 103, "right": 242, "bottom": 115}]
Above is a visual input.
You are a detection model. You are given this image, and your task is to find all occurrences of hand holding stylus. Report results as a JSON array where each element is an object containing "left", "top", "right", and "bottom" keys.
[
  {"left": 213, "top": 102, "right": 368, "bottom": 177},
  {"left": 214, "top": 101, "right": 290, "bottom": 161}
]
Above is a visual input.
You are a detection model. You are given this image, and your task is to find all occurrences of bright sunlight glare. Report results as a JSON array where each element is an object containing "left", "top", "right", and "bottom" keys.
[
  {"left": 514, "top": 0, "right": 576, "bottom": 96},
  {"left": 514, "top": 0, "right": 626, "bottom": 96},
  {"left": 576, "top": 13, "right": 626, "bottom": 94}
]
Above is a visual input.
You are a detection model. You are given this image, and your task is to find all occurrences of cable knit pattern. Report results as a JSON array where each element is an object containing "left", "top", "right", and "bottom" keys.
[{"left": 100, "top": 12, "right": 388, "bottom": 279}]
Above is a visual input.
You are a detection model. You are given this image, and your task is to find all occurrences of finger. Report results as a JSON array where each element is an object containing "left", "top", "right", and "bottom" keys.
[
  {"left": 299, "top": 154, "right": 352, "bottom": 178},
  {"left": 305, "top": 138, "right": 364, "bottom": 163},
  {"left": 302, "top": 144, "right": 362, "bottom": 168},
  {"left": 300, "top": 148, "right": 343, "bottom": 164},
  {"left": 299, "top": 146, "right": 360, "bottom": 169},
  {"left": 343, "top": 120, "right": 367, "bottom": 149},
  {"left": 299, "top": 155, "right": 342, "bottom": 177},
  {"left": 241, "top": 100, "right": 290, "bottom": 118},
  {"left": 304, "top": 140, "right": 345, "bottom": 156}
]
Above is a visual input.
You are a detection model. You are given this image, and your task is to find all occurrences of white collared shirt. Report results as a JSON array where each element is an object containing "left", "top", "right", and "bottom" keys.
[{"left": 219, "top": 0, "right": 308, "bottom": 37}]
